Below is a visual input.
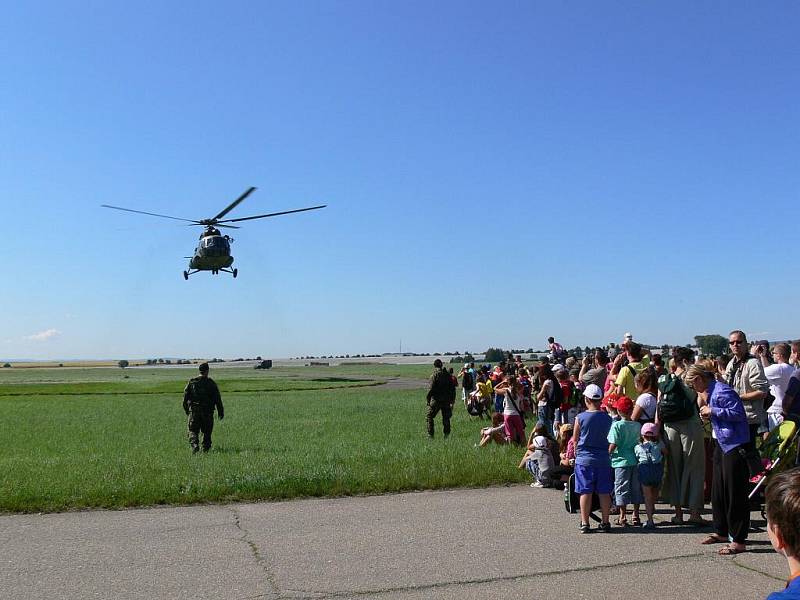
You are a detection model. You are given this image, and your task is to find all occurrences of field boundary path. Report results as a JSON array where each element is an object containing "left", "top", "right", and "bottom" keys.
[{"left": 1, "top": 485, "right": 787, "bottom": 599}]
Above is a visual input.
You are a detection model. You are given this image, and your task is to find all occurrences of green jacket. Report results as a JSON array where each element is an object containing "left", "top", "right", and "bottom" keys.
[
  {"left": 183, "top": 376, "right": 224, "bottom": 418},
  {"left": 426, "top": 368, "right": 454, "bottom": 404}
]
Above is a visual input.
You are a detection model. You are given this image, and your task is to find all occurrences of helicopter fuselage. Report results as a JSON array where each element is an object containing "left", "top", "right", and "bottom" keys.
[{"left": 189, "top": 233, "right": 234, "bottom": 271}]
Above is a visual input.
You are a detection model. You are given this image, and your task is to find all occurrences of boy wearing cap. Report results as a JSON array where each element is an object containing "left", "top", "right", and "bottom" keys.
[
  {"left": 607, "top": 396, "right": 643, "bottom": 526},
  {"left": 572, "top": 384, "right": 613, "bottom": 533},
  {"left": 765, "top": 468, "right": 800, "bottom": 599}
]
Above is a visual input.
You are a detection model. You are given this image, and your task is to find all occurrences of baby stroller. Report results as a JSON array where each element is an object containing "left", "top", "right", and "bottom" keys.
[{"left": 748, "top": 420, "right": 799, "bottom": 508}]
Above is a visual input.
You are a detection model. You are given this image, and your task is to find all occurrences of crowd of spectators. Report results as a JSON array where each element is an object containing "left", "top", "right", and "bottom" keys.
[{"left": 449, "top": 333, "right": 800, "bottom": 558}]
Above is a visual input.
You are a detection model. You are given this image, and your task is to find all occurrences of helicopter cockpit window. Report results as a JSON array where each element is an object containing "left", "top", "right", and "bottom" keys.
[{"left": 202, "top": 236, "right": 229, "bottom": 250}]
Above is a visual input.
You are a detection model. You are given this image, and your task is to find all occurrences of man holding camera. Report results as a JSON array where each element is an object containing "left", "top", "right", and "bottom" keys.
[{"left": 724, "top": 330, "right": 769, "bottom": 443}]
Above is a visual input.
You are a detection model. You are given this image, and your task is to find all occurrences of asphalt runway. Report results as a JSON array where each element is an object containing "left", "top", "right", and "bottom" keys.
[{"left": 1, "top": 485, "right": 787, "bottom": 599}]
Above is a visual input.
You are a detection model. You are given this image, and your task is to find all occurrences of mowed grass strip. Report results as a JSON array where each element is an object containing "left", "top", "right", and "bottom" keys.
[{"left": 0, "top": 371, "right": 527, "bottom": 513}]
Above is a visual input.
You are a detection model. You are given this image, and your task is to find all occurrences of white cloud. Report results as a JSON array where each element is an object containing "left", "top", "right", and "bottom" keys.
[{"left": 24, "top": 328, "right": 61, "bottom": 342}]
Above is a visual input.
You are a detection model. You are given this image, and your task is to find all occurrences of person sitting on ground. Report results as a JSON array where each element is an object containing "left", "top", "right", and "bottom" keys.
[
  {"left": 765, "top": 467, "right": 800, "bottom": 599},
  {"left": 573, "top": 384, "right": 614, "bottom": 533},
  {"left": 632, "top": 369, "right": 658, "bottom": 425},
  {"left": 544, "top": 423, "right": 577, "bottom": 486},
  {"left": 519, "top": 422, "right": 556, "bottom": 488},
  {"left": 636, "top": 422, "right": 667, "bottom": 529},
  {"left": 478, "top": 412, "right": 508, "bottom": 446},
  {"left": 608, "top": 396, "right": 643, "bottom": 527}
]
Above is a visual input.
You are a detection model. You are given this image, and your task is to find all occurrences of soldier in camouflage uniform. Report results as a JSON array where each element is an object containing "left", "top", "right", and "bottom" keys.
[
  {"left": 182, "top": 362, "right": 224, "bottom": 453},
  {"left": 426, "top": 358, "right": 456, "bottom": 438}
]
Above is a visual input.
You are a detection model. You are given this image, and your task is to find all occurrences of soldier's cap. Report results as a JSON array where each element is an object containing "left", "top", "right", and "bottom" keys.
[{"left": 199, "top": 362, "right": 209, "bottom": 372}]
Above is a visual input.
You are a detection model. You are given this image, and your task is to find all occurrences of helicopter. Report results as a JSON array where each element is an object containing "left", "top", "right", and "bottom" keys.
[{"left": 102, "top": 187, "right": 325, "bottom": 279}]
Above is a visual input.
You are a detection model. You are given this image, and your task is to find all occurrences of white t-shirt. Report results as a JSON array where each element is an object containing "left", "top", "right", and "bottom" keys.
[
  {"left": 765, "top": 362, "right": 795, "bottom": 414},
  {"left": 503, "top": 391, "right": 520, "bottom": 416},
  {"left": 635, "top": 392, "right": 658, "bottom": 422}
]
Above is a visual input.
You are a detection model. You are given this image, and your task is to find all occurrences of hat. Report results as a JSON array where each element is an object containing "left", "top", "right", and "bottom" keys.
[
  {"left": 601, "top": 393, "right": 618, "bottom": 411},
  {"left": 583, "top": 384, "right": 603, "bottom": 401},
  {"left": 624, "top": 332, "right": 633, "bottom": 341},
  {"left": 641, "top": 423, "right": 659, "bottom": 437},
  {"left": 552, "top": 364, "right": 566, "bottom": 373},
  {"left": 464, "top": 363, "right": 470, "bottom": 368},
  {"left": 533, "top": 435, "right": 549, "bottom": 450},
  {"left": 615, "top": 396, "right": 634, "bottom": 414}
]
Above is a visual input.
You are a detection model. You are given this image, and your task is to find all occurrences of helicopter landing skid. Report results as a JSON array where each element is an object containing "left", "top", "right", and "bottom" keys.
[{"left": 183, "top": 268, "right": 238, "bottom": 280}]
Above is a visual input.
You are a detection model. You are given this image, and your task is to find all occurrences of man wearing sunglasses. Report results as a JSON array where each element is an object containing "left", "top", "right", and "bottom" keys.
[{"left": 724, "top": 330, "right": 769, "bottom": 443}]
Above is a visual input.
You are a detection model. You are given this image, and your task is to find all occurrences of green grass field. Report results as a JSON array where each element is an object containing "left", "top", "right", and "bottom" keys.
[{"left": 0, "top": 365, "right": 527, "bottom": 513}]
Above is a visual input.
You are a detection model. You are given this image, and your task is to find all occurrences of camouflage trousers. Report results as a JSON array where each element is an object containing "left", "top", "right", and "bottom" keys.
[
  {"left": 426, "top": 400, "right": 452, "bottom": 438},
  {"left": 187, "top": 410, "right": 214, "bottom": 452}
]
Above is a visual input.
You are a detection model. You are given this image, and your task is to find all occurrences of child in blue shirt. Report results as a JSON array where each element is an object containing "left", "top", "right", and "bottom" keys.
[
  {"left": 765, "top": 468, "right": 800, "bottom": 599},
  {"left": 635, "top": 422, "right": 666, "bottom": 529},
  {"left": 572, "top": 384, "right": 613, "bottom": 533}
]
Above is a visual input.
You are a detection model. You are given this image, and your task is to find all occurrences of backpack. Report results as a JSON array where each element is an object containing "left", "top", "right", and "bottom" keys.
[
  {"left": 547, "top": 378, "right": 563, "bottom": 409},
  {"left": 657, "top": 374, "right": 697, "bottom": 423},
  {"left": 569, "top": 383, "right": 583, "bottom": 407},
  {"left": 462, "top": 371, "right": 473, "bottom": 390}
]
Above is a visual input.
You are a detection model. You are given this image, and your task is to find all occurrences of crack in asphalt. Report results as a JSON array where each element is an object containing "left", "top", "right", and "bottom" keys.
[
  {"left": 230, "top": 507, "right": 282, "bottom": 599},
  {"left": 280, "top": 552, "right": 711, "bottom": 599},
  {"left": 731, "top": 557, "right": 785, "bottom": 582}
]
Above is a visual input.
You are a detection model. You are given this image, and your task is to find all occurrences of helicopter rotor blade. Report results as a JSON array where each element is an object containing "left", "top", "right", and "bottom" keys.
[
  {"left": 218, "top": 205, "right": 327, "bottom": 224},
  {"left": 188, "top": 223, "right": 240, "bottom": 229},
  {"left": 210, "top": 186, "right": 257, "bottom": 222},
  {"left": 101, "top": 204, "right": 200, "bottom": 223}
]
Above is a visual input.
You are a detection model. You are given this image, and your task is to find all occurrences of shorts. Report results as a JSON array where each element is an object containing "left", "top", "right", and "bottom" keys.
[
  {"left": 574, "top": 463, "right": 614, "bottom": 495},
  {"left": 638, "top": 462, "right": 663, "bottom": 488},
  {"left": 613, "top": 466, "right": 643, "bottom": 506}
]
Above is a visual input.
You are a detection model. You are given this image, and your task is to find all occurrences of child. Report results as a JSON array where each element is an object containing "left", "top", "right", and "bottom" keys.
[
  {"left": 572, "top": 384, "right": 614, "bottom": 533},
  {"left": 478, "top": 412, "right": 508, "bottom": 447},
  {"left": 765, "top": 467, "right": 800, "bottom": 599},
  {"left": 607, "top": 396, "right": 643, "bottom": 526},
  {"left": 519, "top": 422, "right": 556, "bottom": 487},
  {"left": 635, "top": 422, "right": 666, "bottom": 529},
  {"left": 555, "top": 366, "right": 573, "bottom": 432},
  {"left": 632, "top": 369, "right": 658, "bottom": 425}
]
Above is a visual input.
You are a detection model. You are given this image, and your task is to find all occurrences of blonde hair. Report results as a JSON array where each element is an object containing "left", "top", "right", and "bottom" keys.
[{"left": 685, "top": 363, "right": 714, "bottom": 386}]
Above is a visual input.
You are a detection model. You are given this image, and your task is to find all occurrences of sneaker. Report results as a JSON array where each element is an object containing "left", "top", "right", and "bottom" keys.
[
  {"left": 580, "top": 522, "right": 591, "bottom": 534},
  {"left": 643, "top": 521, "right": 657, "bottom": 530},
  {"left": 531, "top": 481, "right": 545, "bottom": 488},
  {"left": 598, "top": 522, "right": 612, "bottom": 533}
]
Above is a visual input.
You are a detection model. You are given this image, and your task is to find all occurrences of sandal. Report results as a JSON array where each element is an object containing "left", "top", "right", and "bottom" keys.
[
  {"left": 631, "top": 516, "right": 642, "bottom": 527},
  {"left": 718, "top": 544, "right": 746, "bottom": 555},
  {"left": 687, "top": 517, "right": 710, "bottom": 527},
  {"left": 701, "top": 534, "right": 727, "bottom": 545},
  {"left": 670, "top": 516, "right": 685, "bottom": 525},
  {"left": 614, "top": 517, "right": 628, "bottom": 527}
]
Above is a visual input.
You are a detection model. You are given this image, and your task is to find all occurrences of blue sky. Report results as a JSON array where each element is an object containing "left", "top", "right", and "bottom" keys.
[{"left": 1, "top": 2, "right": 797, "bottom": 360}]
